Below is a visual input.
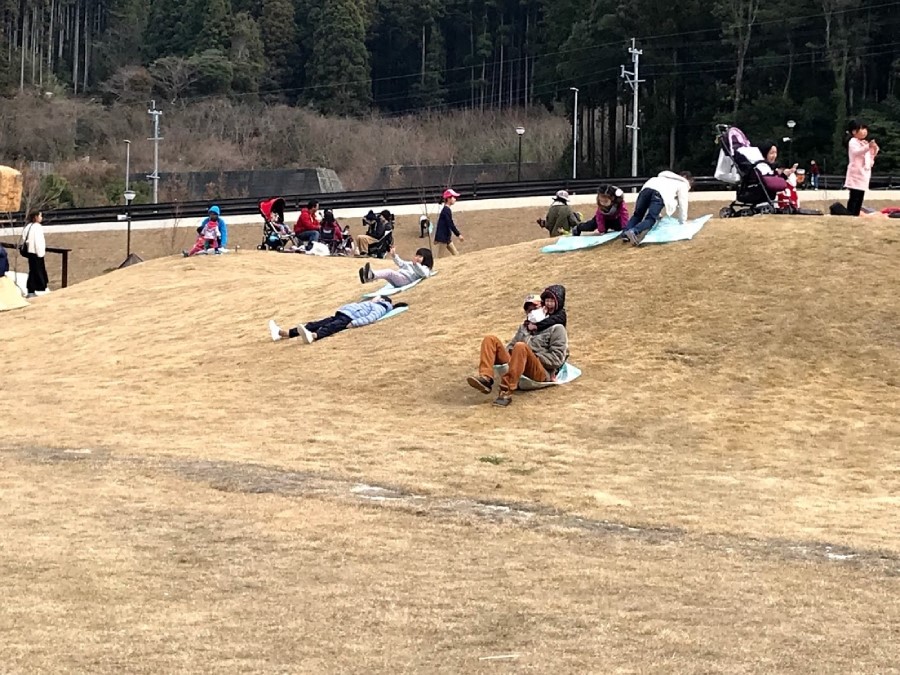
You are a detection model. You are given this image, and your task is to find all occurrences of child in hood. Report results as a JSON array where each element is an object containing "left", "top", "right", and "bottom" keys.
[
  {"left": 359, "top": 246, "right": 433, "bottom": 287},
  {"left": 467, "top": 289, "right": 570, "bottom": 407},
  {"left": 184, "top": 205, "right": 226, "bottom": 256},
  {"left": 269, "top": 296, "right": 406, "bottom": 344},
  {"left": 526, "top": 284, "right": 566, "bottom": 334}
]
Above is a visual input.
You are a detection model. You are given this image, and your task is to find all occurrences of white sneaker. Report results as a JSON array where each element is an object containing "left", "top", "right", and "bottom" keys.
[
  {"left": 299, "top": 326, "right": 315, "bottom": 344},
  {"left": 268, "top": 319, "right": 281, "bottom": 342}
]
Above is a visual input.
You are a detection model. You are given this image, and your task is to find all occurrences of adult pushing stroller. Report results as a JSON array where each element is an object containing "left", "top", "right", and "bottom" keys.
[
  {"left": 714, "top": 125, "right": 821, "bottom": 218},
  {"left": 257, "top": 197, "right": 294, "bottom": 251}
]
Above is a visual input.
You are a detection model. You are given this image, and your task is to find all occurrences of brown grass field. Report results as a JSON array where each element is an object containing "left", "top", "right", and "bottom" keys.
[{"left": 2, "top": 201, "right": 900, "bottom": 672}]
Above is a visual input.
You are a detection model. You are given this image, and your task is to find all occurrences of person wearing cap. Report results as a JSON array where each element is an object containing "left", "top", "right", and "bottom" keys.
[
  {"left": 434, "top": 188, "right": 464, "bottom": 256},
  {"left": 537, "top": 190, "right": 580, "bottom": 237},
  {"left": 268, "top": 296, "right": 406, "bottom": 344},
  {"left": 467, "top": 285, "right": 569, "bottom": 407},
  {"left": 572, "top": 185, "right": 629, "bottom": 235}
]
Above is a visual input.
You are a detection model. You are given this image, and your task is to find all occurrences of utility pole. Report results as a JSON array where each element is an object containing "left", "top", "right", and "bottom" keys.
[
  {"left": 147, "top": 100, "right": 163, "bottom": 204},
  {"left": 569, "top": 87, "right": 579, "bottom": 180},
  {"left": 620, "top": 38, "right": 643, "bottom": 180}
]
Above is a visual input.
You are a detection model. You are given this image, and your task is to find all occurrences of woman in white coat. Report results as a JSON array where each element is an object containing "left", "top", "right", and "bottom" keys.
[{"left": 22, "top": 211, "right": 49, "bottom": 297}]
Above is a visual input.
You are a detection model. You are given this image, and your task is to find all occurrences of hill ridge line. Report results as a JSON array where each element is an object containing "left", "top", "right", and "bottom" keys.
[{"left": 7, "top": 445, "right": 899, "bottom": 575}]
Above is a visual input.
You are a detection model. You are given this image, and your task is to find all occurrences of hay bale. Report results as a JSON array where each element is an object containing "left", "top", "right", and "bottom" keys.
[{"left": 0, "top": 166, "right": 24, "bottom": 213}]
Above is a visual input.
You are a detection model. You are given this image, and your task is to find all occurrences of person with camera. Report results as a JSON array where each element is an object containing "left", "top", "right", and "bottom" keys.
[{"left": 356, "top": 209, "right": 393, "bottom": 256}]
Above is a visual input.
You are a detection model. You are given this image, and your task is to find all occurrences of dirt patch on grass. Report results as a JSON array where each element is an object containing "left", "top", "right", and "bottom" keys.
[{"left": 2, "top": 453, "right": 898, "bottom": 672}]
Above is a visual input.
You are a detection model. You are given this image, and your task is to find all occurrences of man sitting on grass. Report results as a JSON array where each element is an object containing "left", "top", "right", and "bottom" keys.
[{"left": 467, "top": 286, "right": 569, "bottom": 407}]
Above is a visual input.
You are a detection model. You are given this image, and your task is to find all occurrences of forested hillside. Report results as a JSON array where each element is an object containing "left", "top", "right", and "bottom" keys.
[{"left": 1, "top": 0, "right": 898, "bottom": 193}]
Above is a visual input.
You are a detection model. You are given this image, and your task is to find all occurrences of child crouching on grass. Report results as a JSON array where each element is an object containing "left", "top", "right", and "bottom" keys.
[
  {"left": 359, "top": 246, "right": 433, "bottom": 287},
  {"left": 268, "top": 296, "right": 407, "bottom": 344}
]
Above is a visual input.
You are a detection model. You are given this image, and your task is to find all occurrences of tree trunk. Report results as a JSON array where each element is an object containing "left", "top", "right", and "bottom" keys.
[
  {"left": 83, "top": 0, "right": 90, "bottom": 92},
  {"left": 782, "top": 36, "right": 794, "bottom": 98},
  {"left": 670, "top": 50, "right": 677, "bottom": 166},
  {"left": 73, "top": 0, "right": 80, "bottom": 95},
  {"left": 48, "top": 0, "right": 55, "bottom": 72},
  {"left": 19, "top": 10, "right": 27, "bottom": 92}
]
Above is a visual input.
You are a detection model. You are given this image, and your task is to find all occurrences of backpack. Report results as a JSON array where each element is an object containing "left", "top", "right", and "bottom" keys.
[
  {"left": 18, "top": 224, "right": 31, "bottom": 256},
  {"left": 829, "top": 202, "right": 850, "bottom": 216}
]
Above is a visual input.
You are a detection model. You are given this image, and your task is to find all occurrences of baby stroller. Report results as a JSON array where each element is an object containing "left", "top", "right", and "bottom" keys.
[
  {"left": 257, "top": 197, "right": 294, "bottom": 251},
  {"left": 715, "top": 125, "right": 791, "bottom": 217}
]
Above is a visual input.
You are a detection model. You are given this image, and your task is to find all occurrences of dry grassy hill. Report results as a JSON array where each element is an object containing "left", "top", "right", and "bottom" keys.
[{"left": 3, "top": 216, "right": 900, "bottom": 671}]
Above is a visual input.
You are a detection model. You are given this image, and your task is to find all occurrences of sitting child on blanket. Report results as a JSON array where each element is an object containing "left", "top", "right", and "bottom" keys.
[
  {"left": 467, "top": 285, "right": 569, "bottom": 407},
  {"left": 183, "top": 217, "right": 221, "bottom": 257},
  {"left": 571, "top": 184, "right": 629, "bottom": 235},
  {"left": 359, "top": 246, "right": 433, "bottom": 287},
  {"left": 269, "top": 296, "right": 407, "bottom": 344}
]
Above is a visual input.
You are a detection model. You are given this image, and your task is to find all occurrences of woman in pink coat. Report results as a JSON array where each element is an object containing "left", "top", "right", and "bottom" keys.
[{"left": 844, "top": 119, "right": 880, "bottom": 216}]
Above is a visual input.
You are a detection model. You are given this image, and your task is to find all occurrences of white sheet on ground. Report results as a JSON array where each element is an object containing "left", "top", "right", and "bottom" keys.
[
  {"left": 0, "top": 275, "right": 28, "bottom": 311},
  {"left": 376, "top": 305, "right": 409, "bottom": 322},
  {"left": 362, "top": 271, "right": 438, "bottom": 298},
  {"left": 541, "top": 231, "right": 621, "bottom": 254},
  {"left": 640, "top": 215, "right": 712, "bottom": 244},
  {"left": 494, "top": 362, "right": 582, "bottom": 390}
]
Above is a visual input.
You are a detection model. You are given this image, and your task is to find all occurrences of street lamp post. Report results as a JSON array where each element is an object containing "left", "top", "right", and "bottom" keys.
[
  {"left": 569, "top": 87, "right": 579, "bottom": 180},
  {"left": 118, "top": 188, "right": 144, "bottom": 268},
  {"left": 124, "top": 139, "right": 131, "bottom": 192},
  {"left": 786, "top": 119, "right": 796, "bottom": 166},
  {"left": 515, "top": 126, "right": 525, "bottom": 182}
]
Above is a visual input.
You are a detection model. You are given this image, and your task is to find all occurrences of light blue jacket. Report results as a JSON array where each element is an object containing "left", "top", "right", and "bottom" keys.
[{"left": 336, "top": 299, "right": 392, "bottom": 327}]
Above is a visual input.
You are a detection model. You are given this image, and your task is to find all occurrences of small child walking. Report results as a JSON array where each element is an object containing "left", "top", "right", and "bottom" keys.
[
  {"left": 433, "top": 188, "right": 464, "bottom": 256},
  {"left": 359, "top": 247, "right": 433, "bottom": 287},
  {"left": 844, "top": 119, "right": 879, "bottom": 216}
]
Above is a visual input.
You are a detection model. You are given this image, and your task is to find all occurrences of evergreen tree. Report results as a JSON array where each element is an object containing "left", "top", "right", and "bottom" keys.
[
  {"left": 231, "top": 11, "right": 266, "bottom": 93},
  {"left": 260, "top": 0, "right": 299, "bottom": 94},
  {"left": 197, "top": 0, "right": 234, "bottom": 53},
  {"left": 308, "top": 0, "right": 372, "bottom": 114},
  {"left": 411, "top": 22, "right": 447, "bottom": 110},
  {"left": 145, "top": 0, "right": 190, "bottom": 60}
]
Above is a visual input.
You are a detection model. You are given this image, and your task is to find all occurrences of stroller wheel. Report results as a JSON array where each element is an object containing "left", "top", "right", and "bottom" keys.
[
  {"left": 756, "top": 203, "right": 774, "bottom": 215},
  {"left": 719, "top": 207, "right": 734, "bottom": 219},
  {"left": 257, "top": 243, "right": 265, "bottom": 250}
]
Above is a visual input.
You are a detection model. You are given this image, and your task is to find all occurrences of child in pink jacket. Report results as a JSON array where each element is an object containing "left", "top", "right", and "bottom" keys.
[{"left": 844, "top": 119, "right": 880, "bottom": 216}]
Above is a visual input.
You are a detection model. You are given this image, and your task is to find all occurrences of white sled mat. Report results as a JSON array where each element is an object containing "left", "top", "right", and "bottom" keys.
[
  {"left": 640, "top": 215, "right": 712, "bottom": 244},
  {"left": 494, "top": 362, "right": 582, "bottom": 390},
  {"left": 541, "top": 231, "right": 621, "bottom": 253},
  {"left": 362, "top": 272, "right": 437, "bottom": 298},
  {"left": 377, "top": 305, "right": 409, "bottom": 322}
]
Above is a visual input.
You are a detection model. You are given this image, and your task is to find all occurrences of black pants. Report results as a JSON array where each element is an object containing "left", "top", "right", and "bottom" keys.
[
  {"left": 847, "top": 189, "right": 865, "bottom": 216},
  {"left": 289, "top": 312, "right": 352, "bottom": 340},
  {"left": 26, "top": 254, "right": 49, "bottom": 293}
]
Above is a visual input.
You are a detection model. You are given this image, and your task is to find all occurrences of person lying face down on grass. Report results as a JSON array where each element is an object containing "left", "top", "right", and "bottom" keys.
[
  {"left": 467, "top": 286, "right": 569, "bottom": 407},
  {"left": 359, "top": 246, "right": 433, "bottom": 287},
  {"left": 571, "top": 184, "right": 629, "bottom": 236},
  {"left": 269, "top": 296, "right": 406, "bottom": 344}
]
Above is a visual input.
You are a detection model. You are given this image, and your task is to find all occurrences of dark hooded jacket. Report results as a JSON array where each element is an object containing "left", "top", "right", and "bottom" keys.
[
  {"left": 531, "top": 284, "right": 567, "bottom": 334},
  {"left": 506, "top": 287, "right": 569, "bottom": 375}
]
